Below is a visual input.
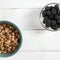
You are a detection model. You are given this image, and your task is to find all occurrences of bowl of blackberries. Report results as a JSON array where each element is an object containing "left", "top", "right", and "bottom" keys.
[{"left": 40, "top": 3, "right": 60, "bottom": 31}]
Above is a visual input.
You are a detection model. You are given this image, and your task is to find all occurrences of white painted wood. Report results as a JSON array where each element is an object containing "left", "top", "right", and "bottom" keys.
[
  {"left": 0, "top": 8, "right": 44, "bottom": 29},
  {"left": 0, "top": 9, "right": 60, "bottom": 51},
  {"left": 21, "top": 30, "right": 60, "bottom": 50},
  {"left": 21, "top": 30, "right": 44, "bottom": 50},
  {"left": 0, "top": 0, "right": 59, "bottom": 8},
  {"left": 41, "top": 52, "right": 60, "bottom": 60},
  {"left": 0, "top": 0, "right": 60, "bottom": 59},
  {"left": 0, "top": 52, "right": 41, "bottom": 60}
]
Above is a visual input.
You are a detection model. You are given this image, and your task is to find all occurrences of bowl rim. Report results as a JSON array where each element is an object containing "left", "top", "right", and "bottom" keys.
[
  {"left": 39, "top": 3, "right": 60, "bottom": 32},
  {"left": 0, "top": 20, "right": 22, "bottom": 57}
]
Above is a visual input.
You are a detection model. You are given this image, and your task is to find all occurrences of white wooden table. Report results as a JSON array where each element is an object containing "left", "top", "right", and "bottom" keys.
[{"left": 0, "top": 0, "right": 60, "bottom": 60}]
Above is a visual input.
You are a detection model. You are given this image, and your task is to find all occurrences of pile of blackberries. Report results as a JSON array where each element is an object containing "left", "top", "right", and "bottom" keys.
[{"left": 42, "top": 4, "right": 60, "bottom": 30}]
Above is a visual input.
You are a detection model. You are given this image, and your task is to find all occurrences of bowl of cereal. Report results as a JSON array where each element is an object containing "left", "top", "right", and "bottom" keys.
[{"left": 0, "top": 20, "right": 22, "bottom": 57}]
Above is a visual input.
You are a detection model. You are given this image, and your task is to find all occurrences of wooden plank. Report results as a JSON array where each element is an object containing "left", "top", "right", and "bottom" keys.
[
  {"left": 21, "top": 30, "right": 60, "bottom": 50},
  {"left": 0, "top": 8, "right": 44, "bottom": 29},
  {"left": 41, "top": 52, "right": 60, "bottom": 60}
]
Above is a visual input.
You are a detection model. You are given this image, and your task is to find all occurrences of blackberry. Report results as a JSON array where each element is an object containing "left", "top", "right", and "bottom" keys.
[
  {"left": 42, "top": 10, "right": 46, "bottom": 17},
  {"left": 43, "top": 18, "right": 47, "bottom": 24},
  {"left": 46, "top": 23, "right": 50, "bottom": 27},
  {"left": 45, "top": 6, "right": 50, "bottom": 11},
  {"left": 55, "top": 15, "right": 60, "bottom": 20},
  {"left": 58, "top": 10, "right": 60, "bottom": 15},
  {"left": 57, "top": 24, "right": 60, "bottom": 28},
  {"left": 43, "top": 17, "right": 50, "bottom": 24},
  {"left": 51, "top": 25, "right": 58, "bottom": 30},
  {"left": 50, "top": 6, "right": 53, "bottom": 11},
  {"left": 57, "top": 19, "right": 60, "bottom": 24},
  {"left": 52, "top": 8, "right": 57, "bottom": 15},
  {"left": 51, "top": 20, "right": 56, "bottom": 26},
  {"left": 46, "top": 10, "right": 51, "bottom": 16},
  {"left": 49, "top": 15, "right": 54, "bottom": 19},
  {"left": 45, "top": 18, "right": 51, "bottom": 27},
  {"left": 54, "top": 4, "right": 59, "bottom": 11}
]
